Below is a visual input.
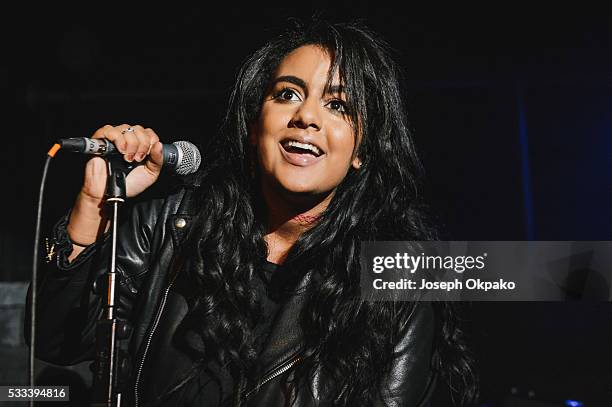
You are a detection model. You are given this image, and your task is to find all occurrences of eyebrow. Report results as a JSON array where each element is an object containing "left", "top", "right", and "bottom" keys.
[
  {"left": 273, "top": 75, "right": 345, "bottom": 96},
  {"left": 274, "top": 75, "right": 306, "bottom": 89}
]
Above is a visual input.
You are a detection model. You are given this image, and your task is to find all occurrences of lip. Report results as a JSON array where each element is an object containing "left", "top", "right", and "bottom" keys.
[
  {"left": 280, "top": 135, "right": 325, "bottom": 154},
  {"left": 278, "top": 142, "right": 326, "bottom": 167}
]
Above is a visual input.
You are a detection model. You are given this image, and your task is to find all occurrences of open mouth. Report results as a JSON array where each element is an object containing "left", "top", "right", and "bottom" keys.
[
  {"left": 280, "top": 140, "right": 324, "bottom": 157},
  {"left": 279, "top": 138, "right": 326, "bottom": 166}
]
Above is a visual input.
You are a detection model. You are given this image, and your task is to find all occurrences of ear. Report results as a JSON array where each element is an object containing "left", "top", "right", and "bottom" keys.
[{"left": 351, "top": 157, "right": 362, "bottom": 170}]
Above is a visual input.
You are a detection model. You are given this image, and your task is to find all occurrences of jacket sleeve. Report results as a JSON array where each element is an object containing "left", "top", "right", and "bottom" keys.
[
  {"left": 376, "top": 301, "right": 437, "bottom": 407},
  {"left": 24, "top": 199, "right": 161, "bottom": 366}
]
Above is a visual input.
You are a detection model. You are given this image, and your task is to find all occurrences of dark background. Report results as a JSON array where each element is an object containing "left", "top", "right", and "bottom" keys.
[{"left": 0, "top": 5, "right": 611, "bottom": 406}]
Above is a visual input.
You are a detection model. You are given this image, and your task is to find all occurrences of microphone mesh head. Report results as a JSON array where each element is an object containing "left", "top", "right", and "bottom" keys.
[{"left": 173, "top": 141, "right": 202, "bottom": 175}]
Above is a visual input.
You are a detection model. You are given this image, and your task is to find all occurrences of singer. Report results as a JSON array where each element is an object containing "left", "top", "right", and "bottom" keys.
[{"left": 27, "top": 19, "right": 477, "bottom": 406}]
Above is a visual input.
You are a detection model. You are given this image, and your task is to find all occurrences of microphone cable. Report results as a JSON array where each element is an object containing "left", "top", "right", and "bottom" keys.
[{"left": 28, "top": 143, "right": 60, "bottom": 407}]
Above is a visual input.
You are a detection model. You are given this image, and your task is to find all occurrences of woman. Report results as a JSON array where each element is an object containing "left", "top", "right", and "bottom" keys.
[{"left": 29, "top": 19, "right": 477, "bottom": 406}]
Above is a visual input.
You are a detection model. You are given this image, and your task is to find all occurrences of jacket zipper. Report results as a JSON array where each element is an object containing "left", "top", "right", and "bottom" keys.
[
  {"left": 242, "top": 356, "right": 302, "bottom": 401},
  {"left": 134, "top": 294, "right": 301, "bottom": 407},
  {"left": 134, "top": 281, "right": 175, "bottom": 407}
]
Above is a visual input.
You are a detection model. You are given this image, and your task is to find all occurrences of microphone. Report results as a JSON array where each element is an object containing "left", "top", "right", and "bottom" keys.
[{"left": 57, "top": 137, "right": 202, "bottom": 175}]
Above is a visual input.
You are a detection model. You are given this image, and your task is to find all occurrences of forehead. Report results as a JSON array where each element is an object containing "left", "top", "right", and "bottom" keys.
[{"left": 274, "top": 44, "right": 340, "bottom": 86}]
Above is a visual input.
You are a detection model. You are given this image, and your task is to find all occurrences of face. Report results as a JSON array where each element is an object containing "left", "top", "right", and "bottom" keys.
[{"left": 251, "top": 45, "right": 361, "bottom": 206}]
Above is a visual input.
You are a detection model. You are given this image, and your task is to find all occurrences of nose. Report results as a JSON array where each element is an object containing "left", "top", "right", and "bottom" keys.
[{"left": 289, "top": 97, "right": 321, "bottom": 131}]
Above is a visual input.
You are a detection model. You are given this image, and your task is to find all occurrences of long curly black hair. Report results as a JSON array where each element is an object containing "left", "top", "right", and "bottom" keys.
[{"left": 180, "top": 18, "right": 478, "bottom": 406}]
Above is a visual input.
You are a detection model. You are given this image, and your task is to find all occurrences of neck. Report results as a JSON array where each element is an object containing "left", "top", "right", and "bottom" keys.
[
  {"left": 267, "top": 199, "right": 326, "bottom": 238},
  {"left": 262, "top": 185, "right": 331, "bottom": 264}
]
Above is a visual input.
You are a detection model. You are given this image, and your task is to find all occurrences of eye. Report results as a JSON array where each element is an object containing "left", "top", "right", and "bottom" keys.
[
  {"left": 326, "top": 99, "right": 347, "bottom": 113},
  {"left": 274, "top": 88, "right": 301, "bottom": 102}
]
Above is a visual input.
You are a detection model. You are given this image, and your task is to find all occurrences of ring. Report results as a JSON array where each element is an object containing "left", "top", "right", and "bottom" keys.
[{"left": 121, "top": 127, "right": 135, "bottom": 135}]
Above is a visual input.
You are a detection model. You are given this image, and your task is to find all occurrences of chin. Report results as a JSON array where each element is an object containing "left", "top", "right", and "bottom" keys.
[
  {"left": 273, "top": 177, "right": 329, "bottom": 196},
  {"left": 280, "top": 182, "right": 321, "bottom": 195}
]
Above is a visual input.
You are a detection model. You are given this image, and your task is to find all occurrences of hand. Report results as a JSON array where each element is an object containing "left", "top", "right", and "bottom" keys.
[
  {"left": 66, "top": 124, "right": 163, "bottom": 255},
  {"left": 81, "top": 124, "right": 163, "bottom": 204}
]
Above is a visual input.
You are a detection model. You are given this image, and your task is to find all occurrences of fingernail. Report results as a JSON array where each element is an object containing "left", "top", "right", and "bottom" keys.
[
  {"left": 126, "top": 154, "right": 135, "bottom": 162},
  {"left": 135, "top": 153, "right": 145, "bottom": 161}
]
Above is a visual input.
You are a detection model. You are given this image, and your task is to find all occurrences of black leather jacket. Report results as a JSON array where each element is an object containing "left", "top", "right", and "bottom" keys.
[{"left": 27, "top": 187, "right": 437, "bottom": 406}]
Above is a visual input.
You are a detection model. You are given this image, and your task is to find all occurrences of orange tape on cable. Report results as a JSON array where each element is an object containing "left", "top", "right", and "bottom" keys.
[{"left": 47, "top": 143, "right": 61, "bottom": 157}]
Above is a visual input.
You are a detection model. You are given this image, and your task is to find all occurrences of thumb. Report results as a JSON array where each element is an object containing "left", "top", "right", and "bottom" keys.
[{"left": 145, "top": 141, "right": 164, "bottom": 174}]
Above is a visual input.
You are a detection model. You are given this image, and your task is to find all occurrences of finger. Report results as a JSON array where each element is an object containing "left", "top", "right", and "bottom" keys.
[
  {"left": 131, "top": 125, "right": 152, "bottom": 162},
  {"left": 81, "top": 156, "right": 108, "bottom": 200},
  {"left": 143, "top": 128, "right": 160, "bottom": 155},
  {"left": 145, "top": 141, "right": 164, "bottom": 173},
  {"left": 91, "top": 124, "right": 131, "bottom": 154},
  {"left": 92, "top": 125, "right": 113, "bottom": 140},
  {"left": 119, "top": 126, "right": 140, "bottom": 161}
]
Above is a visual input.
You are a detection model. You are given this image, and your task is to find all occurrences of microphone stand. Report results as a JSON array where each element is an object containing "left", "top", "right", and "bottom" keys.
[{"left": 90, "top": 158, "right": 133, "bottom": 407}]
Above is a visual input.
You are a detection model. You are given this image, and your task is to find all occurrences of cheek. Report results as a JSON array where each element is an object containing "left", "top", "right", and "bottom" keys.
[
  {"left": 258, "top": 103, "right": 292, "bottom": 138},
  {"left": 329, "top": 124, "right": 357, "bottom": 161},
  {"left": 255, "top": 140, "right": 275, "bottom": 171},
  {"left": 252, "top": 110, "right": 281, "bottom": 157}
]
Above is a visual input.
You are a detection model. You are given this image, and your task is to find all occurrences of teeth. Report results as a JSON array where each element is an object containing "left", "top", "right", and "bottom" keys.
[{"left": 284, "top": 140, "right": 321, "bottom": 155}]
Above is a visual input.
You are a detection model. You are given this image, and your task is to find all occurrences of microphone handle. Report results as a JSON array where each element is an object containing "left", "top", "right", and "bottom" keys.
[
  {"left": 58, "top": 137, "right": 182, "bottom": 168},
  {"left": 59, "top": 138, "right": 118, "bottom": 156}
]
